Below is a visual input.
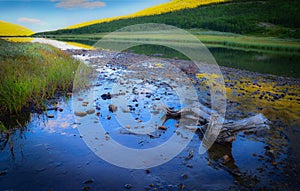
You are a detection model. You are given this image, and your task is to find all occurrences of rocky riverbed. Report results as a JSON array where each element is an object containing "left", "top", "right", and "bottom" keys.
[
  {"left": 67, "top": 48, "right": 300, "bottom": 189},
  {"left": 0, "top": 47, "right": 299, "bottom": 190}
]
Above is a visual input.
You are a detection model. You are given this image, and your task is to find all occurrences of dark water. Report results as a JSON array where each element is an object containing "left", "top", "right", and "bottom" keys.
[
  {"left": 54, "top": 38, "right": 300, "bottom": 78},
  {"left": 1, "top": 56, "right": 299, "bottom": 190}
]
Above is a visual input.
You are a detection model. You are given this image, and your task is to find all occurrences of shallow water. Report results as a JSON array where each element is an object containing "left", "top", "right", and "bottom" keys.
[{"left": 1, "top": 50, "right": 299, "bottom": 190}]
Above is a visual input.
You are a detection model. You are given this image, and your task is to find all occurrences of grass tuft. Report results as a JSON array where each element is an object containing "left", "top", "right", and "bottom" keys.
[{"left": 0, "top": 39, "right": 80, "bottom": 114}]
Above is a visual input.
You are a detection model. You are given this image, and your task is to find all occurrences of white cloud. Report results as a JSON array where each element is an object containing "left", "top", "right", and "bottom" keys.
[
  {"left": 51, "top": 0, "right": 106, "bottom": 9},
  {"left": 17, "top": 17, "right": 44, "bottom": 25}
]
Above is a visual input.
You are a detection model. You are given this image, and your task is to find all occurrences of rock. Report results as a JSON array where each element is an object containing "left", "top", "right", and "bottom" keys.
[
  {"left": 74, "top": 111, "right": 87, "bottom": 117},
  {"left": 145, "top": 169, "right": 150, "bottom": 174},
  {"left": 158, "top": 126, "right": 167, "bottom": 130},
  {"left": 178, "top": 183, "right": 185, "bottom": 189},
  {"left": 83, "top": 179, "right": 94, "bottom": 184},
  {"left": 101, "top": 93, "right": 111, "bottom": 100},
  {"left": 266, "top": 149, "right": 276, "bottom": 159},
  {"left": 181, "top": 173, "right": 188, "bottom": 179},
  {"left": 107, "top": 115, "right": 111, "bottom": 120},
  {"left": 58, "top": 108, "right": 63, "bottom": 112},
  {"left": 109, "top": 104, "right": 118, "bottom": 112},
  {"left": 0, "top": 170, "right": 8, "bottom": 176},
  {"left": 96, "top": 112, "right": 101, "bottom": 116},
  {"left": 124, "top": 184, "right": 132, "bottom": 189},
  {"left": 222, "top": 154, "right": 232, "bottom": 164},
  {"left": 86, "top": 109, "right": 95, "bottom": 114},
  {"left": 82, "top": 102, "right": 89, "bottom": 107},
  {"left": 185, "top": 150, "right": 194, "bottom": 161},
  {"left": 47, "top": 114, "right": 55, "bottom": 118}
]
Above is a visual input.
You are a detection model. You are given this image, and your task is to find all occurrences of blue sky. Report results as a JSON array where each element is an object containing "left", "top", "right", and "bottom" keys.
[{"left": 0, "top": 0, "right": 169, "bottom": 32}]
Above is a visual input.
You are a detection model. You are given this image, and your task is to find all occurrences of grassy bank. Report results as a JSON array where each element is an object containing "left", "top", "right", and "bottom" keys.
[{"left": 0, "top": 39, "right": 80, "bottom": 114}]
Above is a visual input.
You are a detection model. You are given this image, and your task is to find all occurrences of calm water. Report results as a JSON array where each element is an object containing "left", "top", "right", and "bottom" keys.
[
  {"left": 54, "top": 38, "right": 300, "bottom": 78},
  {"left": 0, "top": 40, "right": 299, "bottom": 190}
]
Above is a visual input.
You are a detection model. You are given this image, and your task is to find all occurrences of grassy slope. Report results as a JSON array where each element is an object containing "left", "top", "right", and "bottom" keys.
[
  {"left": 66, "top": 0, "right": 227, "bottom": 29},
  {"left": 0, "top": 39, "right": 80, "bottom": 114},
  {"left": 37, "top": 0, "right": 300, "bottom": 39},
  {"left": 0, "top": 20, "right": 33, "bottom": 36}
]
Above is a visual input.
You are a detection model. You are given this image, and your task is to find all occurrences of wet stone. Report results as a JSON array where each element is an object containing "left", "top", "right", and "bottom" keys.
[
  {"left": 124, "top": 184, "right": 132, "bottom": 189},
  {"left": 86, "top": 109, "right": 95, "bottom": 114},
  {"left": 101, "top": 93, "right": 111, "bottom": 100},
  {"left": 83, "top": 179, "right": 94, "bottom": 184},
  {"left": 74, "top": 111, "right": 87, "bottom": 117},
  {"left": 108, "top": 104, "right": 118, "bottom": 112},
  {"left": 47, "top": 114, "right": 55, "bottom": 118}
]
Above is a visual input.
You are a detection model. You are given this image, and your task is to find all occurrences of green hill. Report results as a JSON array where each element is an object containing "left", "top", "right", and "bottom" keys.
[{"left": 35, "top": 0, "right": 300, "bottom": 38}]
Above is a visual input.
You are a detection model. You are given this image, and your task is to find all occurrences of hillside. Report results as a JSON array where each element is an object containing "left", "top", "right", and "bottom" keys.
[
  {"left": 66, "top": 0, "right": 227, "bottom": 29},
  {"left": 0, "top": 20, "right": 33, "bottom": 36},
  {"left": 37, "top": 0, "right": 300, "bottom": 38}
]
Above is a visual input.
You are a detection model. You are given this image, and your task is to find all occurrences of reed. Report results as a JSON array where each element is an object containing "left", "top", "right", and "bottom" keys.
[{"left": 0, "top": 39, "right": 80, "bottom": 114}]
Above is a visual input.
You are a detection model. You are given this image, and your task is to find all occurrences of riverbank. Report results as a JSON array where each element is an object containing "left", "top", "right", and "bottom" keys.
[{"left": 0, "top": 39, "right": 80, "bottom": 115}]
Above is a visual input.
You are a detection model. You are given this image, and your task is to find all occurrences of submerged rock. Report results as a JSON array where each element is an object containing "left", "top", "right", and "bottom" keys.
[
  {"left": 47, "top": 114, "right": 55, "bottom": 118},
  {"left": 101, "top": 93, "right": 112, "bottom": 100},
  {"left": 109, "top": 104, "right": 118, "bottom": 112},
  {"left": 124, "top": 184, "right": 132, "bottom": 189},
  {"left": 74, "top": 111, "right": 87, "bottom": 117},
  {"left": 86, "top": 109, "right": 95, "bottom": 114}
]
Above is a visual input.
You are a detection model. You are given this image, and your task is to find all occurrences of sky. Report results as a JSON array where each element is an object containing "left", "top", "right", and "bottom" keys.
[{"left": 0, "top": 0, "right": 169, "bottom": 32}]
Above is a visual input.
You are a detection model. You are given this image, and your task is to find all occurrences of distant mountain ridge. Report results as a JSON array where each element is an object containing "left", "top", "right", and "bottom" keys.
[{"left": 0, "top": 20, "right": 33, "bottom": 36}]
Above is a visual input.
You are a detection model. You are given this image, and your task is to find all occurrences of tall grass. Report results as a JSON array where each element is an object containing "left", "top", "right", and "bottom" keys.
[{"left": 0, "top": 39, "right": 80, "bottom": 114}]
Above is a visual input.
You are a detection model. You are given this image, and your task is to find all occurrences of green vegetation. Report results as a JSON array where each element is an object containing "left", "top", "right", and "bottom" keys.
[
  {"left": 0, "top": 39, "right": 80, "bottom": 114},
  {"left": 45, "top": 31, "right": 300, "bottom": 54},
  {"left": 35, "top": 0, "right": 300, "bottom": 38}
]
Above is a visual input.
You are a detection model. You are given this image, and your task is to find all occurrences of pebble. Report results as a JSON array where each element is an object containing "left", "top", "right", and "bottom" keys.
[
  {"left": 83, "top": 179, "right": 94, "bottom": 184},
  {"left": 0, "top": 170, "right": 8, "bottom": 176},
  {"left": 82, "top": 102, "right": 89, "bottom": 107},
  {"left": 124, "top": 184, "right": 132, "bottom": 189},
  {"left": 86, "top": 109, "right": 95, "bottom": 114},
  {"left": 222, "top": 154, "right": 232, "bottom": 164},
  {"left": 108, "top": 104, "right": 118, "bottom": 112},
  {"left": 74, "top": 111, "right": 87, "bottom": 117},
  {"left": 47, "top": 114, "right": 55, "bottom": 118},
  {"left": 158, "top": 126, "right": 167, "bottom": 130},
  {"left": 181, "top": 173, "right": 188, "bottom": 179}
]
